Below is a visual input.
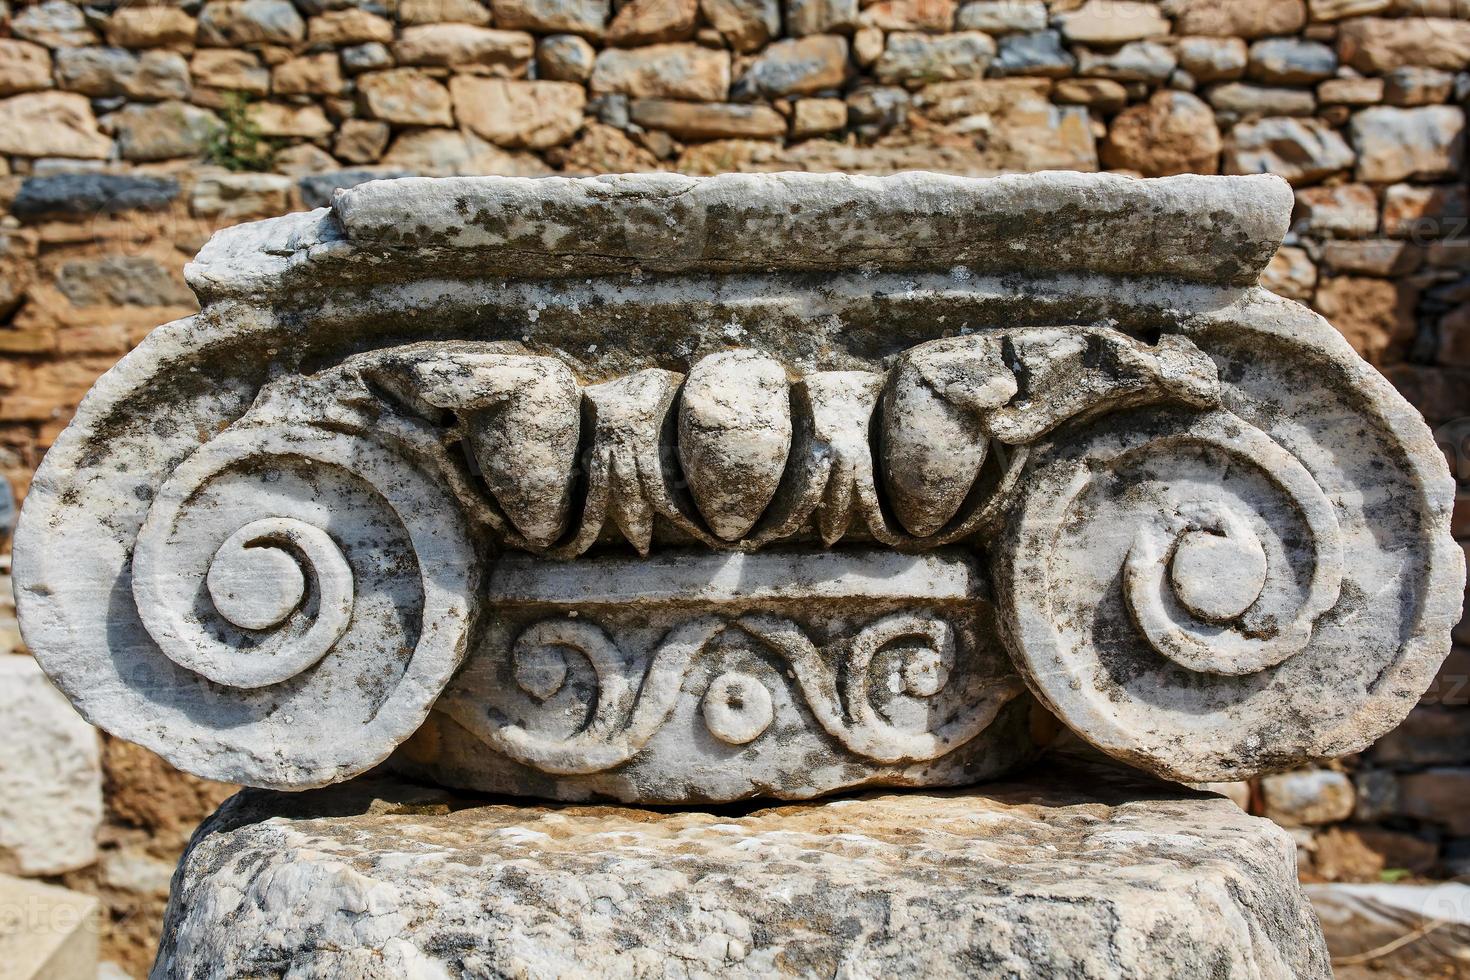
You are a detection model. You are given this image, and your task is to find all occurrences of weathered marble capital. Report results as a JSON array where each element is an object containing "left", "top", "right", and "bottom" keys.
[{"left": 15, "top": 172, "right": 1465, "bottom": 801}]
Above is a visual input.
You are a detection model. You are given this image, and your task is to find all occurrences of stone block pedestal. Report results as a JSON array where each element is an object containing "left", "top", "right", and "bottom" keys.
[
  {"left": 155, "top": 756, "right": 1331, "bottom": 979},
  {"left": 0, "top": 873, "right": 99, "bottom": 980}
]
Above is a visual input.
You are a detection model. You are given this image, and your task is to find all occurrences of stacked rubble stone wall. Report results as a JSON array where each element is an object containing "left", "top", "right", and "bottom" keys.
[{"left": 0, "top": 0, "right": 1465, "bottom": 973}]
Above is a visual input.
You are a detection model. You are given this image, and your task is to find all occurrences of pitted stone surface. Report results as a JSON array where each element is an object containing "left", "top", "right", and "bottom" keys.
[
  {"left": 188, "top": 170, "right": 1293, "bottom": 300},
  {"left": 13, "top": 172, "right": 1462, "bottom": 797},
  {"left": 153, "top": 759, "right": 1332, "bottom": 979},
  {"left": 994, "top": 292, "right": 1463, "bottom": 782}
]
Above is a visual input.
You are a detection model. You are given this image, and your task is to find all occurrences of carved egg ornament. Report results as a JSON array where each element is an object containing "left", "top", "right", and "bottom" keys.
[
  {"left": 405, "top": 349, "right": 582, "bottom": 549},
  {"left": 678, "top": 349, "right": 794, "bottom": 541},
  {"left": 880, "top": 337, "right": 1017, "bottom": 538}
]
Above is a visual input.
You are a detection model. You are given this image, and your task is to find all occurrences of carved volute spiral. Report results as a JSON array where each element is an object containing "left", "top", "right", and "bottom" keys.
[
  {"left": 15, "top": 173, "right": 1462, "bottom": 804},
  {"left": 993, "top": 395, "right": 1454, "bottom": 782},
  {"left": 116, "top": 424, "right": 480, "bottom": 788}
]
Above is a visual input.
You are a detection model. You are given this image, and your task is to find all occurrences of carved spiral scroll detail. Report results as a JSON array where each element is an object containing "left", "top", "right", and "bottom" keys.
[
  {"left": 437, "top": 613, "right": 1023, "bottom": 774},
  {"left": 443, "top": 617, "right": 724, "bottom": 775},
  {"left": 995, "top": 406, "right": 1366, "bottom": 781},
  {"left": 121, "top": 422, "right": 480, "bottom": 787},
  {"left": 1120, "top": 416, "right": 1344, "bottom": 676},
  {"left": 179, "top": 517, "right": 356, "bottom": 687}
]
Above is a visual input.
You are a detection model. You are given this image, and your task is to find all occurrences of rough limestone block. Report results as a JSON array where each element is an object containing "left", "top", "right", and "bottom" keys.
[
  {"left": 0, "top": 91, "right": 112, "bottom": 159},
  {"left": 0, "top": 656, "right": 101, "bottom": 877},
  {"left": 13, "top": 172, "right": 1463, "bottom": 803},
  {"left": 0, "top": 873, "right": 99, "bottom": 980},
  {"left": 154, "top": 759, "right": 1332, "bottom": 979}
]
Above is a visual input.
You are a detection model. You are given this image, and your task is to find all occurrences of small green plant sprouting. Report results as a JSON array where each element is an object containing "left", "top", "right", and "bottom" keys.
[{"left": 205, "top": 92, "right": 281, "bottom": 173}]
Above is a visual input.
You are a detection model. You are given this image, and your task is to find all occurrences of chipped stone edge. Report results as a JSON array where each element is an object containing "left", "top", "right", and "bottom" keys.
[{"left": 184, "top": 172, "right": 1295, "bottom": 303}]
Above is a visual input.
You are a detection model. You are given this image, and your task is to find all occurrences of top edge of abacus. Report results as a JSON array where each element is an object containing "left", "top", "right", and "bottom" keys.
[{"left": 184, "top": 171, "right": 1294, "bottom": 305}]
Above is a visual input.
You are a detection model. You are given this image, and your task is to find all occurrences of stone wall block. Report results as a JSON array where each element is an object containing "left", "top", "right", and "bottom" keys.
[
  {"left": 191, "top": 49, "right": 271, "bottom": 95},
  {"left": 307, "top": 8, "right": 396, "bottom": 44},
  {"left": 735, "top": 34, "right": 849, "bottom": 97},
  {"left": 1312, "top": 274, "right": 1416, "bottom": 363},
  {"left": 538, "top": 34, "right": 599, "bottom": 81},
  {"left": 1247, "top": 38, "right": 1337, "bottom": 85},
  {"left": 248, "top": 101, "right": 335, "bottom": 138},
  {"left": 1308, "top": 0, "right": 1392, "bottom": 19},
  {"left": 700, "top": 0, "right": 780, "bottom": 52},
  {"left": 197, "top": 0, "right": 307, "bottom": 46},
  {"left": 992, "top": 31, "right": 1076, "bottom": 78},
  {"left": 358, "top": 68, "right": 456, "bottom": 126},
  {"left": 607, "top": 0, "right": 700, "bottom": 46},
  {"left": 273, "top": 52, "right": 345, "bottom": 96},
  {"left": 190, "top": 173, "right": 295, "bottom": 220},
  {"left": 1101, "top": 90, "right": 1222, "bottom": 176},
  {"left": 954, "top": 0, "right": 1046, "bottom": 33},
  {"left": 1382, "top": 66, "right": 1456, "bottom": 108},
  {"left": 11, "top": 174, "right": 180, "bottom": 221},
  {"left": 332, "top": 119, "right": 393, "bottom": 163},
  {"left": 11, "top": 0, "right": 98, "bottom": 48},
  {"left": 1397, "top": 768, "right": 1470, "bottom": 834},
  {"left": 1369, "top": 705, "right": 1470, "bottom": 766},
  {"left": 791, "top": 96, "right": 847, "bottom": 136},
  {"left": 1262, "top": 244, "right": 1318, "bottom": 300},
  {"left": 0, "top": 92, "right": 113, "bottom": 159},
  {"left": 400, "top": 0, "right": 495, "bottom": 23},
  {"left": 912, "top": 78, "right": 1100, "bottom": 170},
  {"left": 1056, "top": 1, "right": 1170, "bottom": 45},
  {"left": 55, "top": 255, "right": 196, "bottom": 308},
  {"left": 1295, "top": 182, "right": 1379, "bottom": 237},
  {"left": 492, "top": 0, "right": 611, "bottom": 37},
  {"left": 1075, "top": 40, "right": 1176, "bottom": 83},
  {"left": 1224, "top": 116, "right": 1355, "bottom": 185},
  {"left": 0, "top": 40, "right": 54, "bottom": 98},
  {"left": 452, "top": 77, "right": 587, "bottom": 148},
  {"left": 1208, "top": 82, "right": 1317, "bottom": 119},
  {"left": 1054, "top": 77, "right": 1128, "bottom": 114},
  {"left": 1171, "top": 0, "right": 1308, "bottom": 39},
  {"left": 1321, "top": 239, "right": 1423, "bottom": 276},
  {"left": 104, "top": 7, "right": 199, "bottom": 50},
  {"left": 1438, "top": 304, "right": 1470, "bottom": 368},
  {"left": 785, "top": 0, "right": 859, "bottom": 36},
  {"left": 0, "top": 655, "right": 102, "bottom": 877},
  {"left": 859, "top": 0, "right": 958, "bottom": 32},
  {"left": 1338, "top": 17, "right": 1470, "bottom": 74},
  {"left": 631, "top": 97, "right": 787, "bottom": 138},
  {"left": 1260, "top": 769, "right": 1356, "bottom": 826},
  {"left": 1350, "top": 106, "right": 1467, "bottom": 183},
  {"left": 1177, "top": 36, "right": 1248, "bottom": 83},
  {"left": 1383, "top": 363, "right": 1470, "bottom": 425},
  {"left": 393, "top": 24, "right": 536, "bottom": 74},
  {"left": 57, "top": 47, "right": 193, "bottom": 102},
  {"left": 591, "top": 43, "right": 731, "bottom": 100},
  {"left": 875, "top": 31, "right": 994, "bottom": 85},
  {"left": 1317, "top": 76, "right": 1383, "bottom": 107}
]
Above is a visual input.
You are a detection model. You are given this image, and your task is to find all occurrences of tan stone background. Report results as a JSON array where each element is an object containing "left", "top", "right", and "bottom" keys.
[{"left": 0, "top": 0, "right": 1466, "bottom": 974}]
